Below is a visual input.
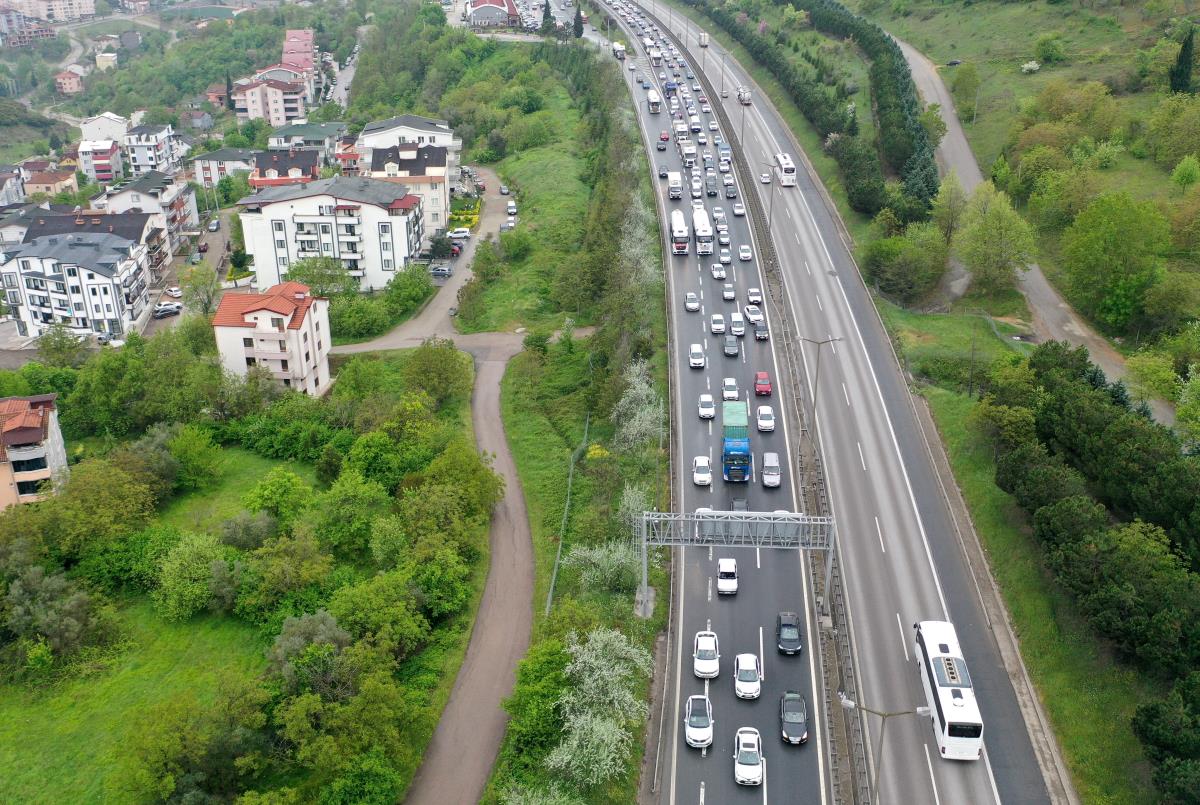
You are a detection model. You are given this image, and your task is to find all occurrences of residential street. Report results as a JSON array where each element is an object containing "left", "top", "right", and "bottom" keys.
[{"left": 895, "top": 37, "right": 1174, "bottom": 423}]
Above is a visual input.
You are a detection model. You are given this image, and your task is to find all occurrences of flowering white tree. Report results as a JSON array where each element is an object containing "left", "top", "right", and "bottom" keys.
[
  {"left": 618, "top": 482, "right": 650, "bottom": 533},
  {"left": 611, "top": 359, "right": 662, "bottom": 451},
  {"left": 503, "top": 783, "right": 584, "bottom": 805},
  {"left": 564, "top": 541, "right": 640, "bottom": 593}
]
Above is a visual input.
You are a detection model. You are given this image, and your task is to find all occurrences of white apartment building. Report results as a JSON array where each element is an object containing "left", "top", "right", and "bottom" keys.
[
  {"left": 80, "top": 111, "right": 129, "bottom": 143},
  {"left": 122, "top": 124, "right": 183, "bottom": 176},
  {"left": 78, "top": 139, "right": 123, "bottom": 184},
  {"left": 268, "top": 121, "right": 347, "bottom": 164},
  {"left": 353, "top": 114, "right": 463, "bottom": 177},
  {"left": 213, "top": 281, "right": 331, "bottom": 396},
  {"left": 96, "top": 171, "right": 198, "bottom": 251},
  {"left": 9, "top": 0, "right": 94, "bottom": 22},
  {"left": 232, "top": 79, "right": 306, "bottom": 128},
  {"left": 0, "top": 231, "right": 150, "bottom": 338},
  {"left": 237, "top": 176, "right": 423, "bottom": 292},
  {"left": 363, "top": 143, "right": 449, "bottom": 241},
  {"left": 192, "top": 147, "right": 258, "bottom": 189}
]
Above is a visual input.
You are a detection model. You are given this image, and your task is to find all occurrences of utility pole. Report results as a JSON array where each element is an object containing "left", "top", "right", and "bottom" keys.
[{"left": 838, "top": 694, "right": 929, "bottom": 805}]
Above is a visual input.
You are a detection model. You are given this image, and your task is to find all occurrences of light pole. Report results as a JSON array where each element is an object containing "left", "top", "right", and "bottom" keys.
[
  {"left": 797, "top": 335, "right": 842, "bottom": 431},
  {"left": 760, "top": 157, "right": 779, "bottom": 230},
  {"left": 839, "top": 692, "right": 929, "bottom": 805},
  {"left": 720, "top": 49, "right": 726, "bottom": 96}
]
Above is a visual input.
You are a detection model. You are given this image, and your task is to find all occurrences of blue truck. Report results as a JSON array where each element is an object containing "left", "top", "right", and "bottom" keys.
[{"left": 722, "top": 400, "right": 751, "bottom": 482}]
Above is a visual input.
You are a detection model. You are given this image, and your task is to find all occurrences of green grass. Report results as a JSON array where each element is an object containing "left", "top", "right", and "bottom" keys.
[
  {"left": 158, "top": 446, "right": 316, "bottom": 535},
  {"left": 922, "top": 388, "right": 1156, "bottom": 805},
  {"left": 73, "top": 18, "right": 163, "bottom": 37},
  {"left": 0, "top": 601, "right": 266, "bottom": 804},
  {"left": 329, "top": 286, "right": 437, "bottom": 347}
]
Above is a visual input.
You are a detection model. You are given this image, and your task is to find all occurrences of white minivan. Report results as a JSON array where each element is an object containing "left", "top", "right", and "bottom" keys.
[{"left": 729, "top": 311, "right": 745, "bottom": 337}]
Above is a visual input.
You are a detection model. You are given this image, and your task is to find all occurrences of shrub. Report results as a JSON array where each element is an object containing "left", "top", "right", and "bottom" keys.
[{"left": 153, "top": 531, "right": 227, "bottom": 621}]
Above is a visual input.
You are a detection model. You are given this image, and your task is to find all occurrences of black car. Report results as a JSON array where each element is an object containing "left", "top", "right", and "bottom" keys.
[
  {"left": 657, "top": 141, "right": 667, "bottom": 151},
  {"left": 776, "top": 611, "right": 803, "bottom": 654},
  {"left": 780, "top": 691, "right": 809, "bottom": 744},
  {"left": 658, "top": 164, "right": 669, "bottom": 178},
  {"left": 723, "top": 335, "right": 739, "bottom": 357},
  {"left": 754, "top": 321, "right": 770, "bottom": 341}
]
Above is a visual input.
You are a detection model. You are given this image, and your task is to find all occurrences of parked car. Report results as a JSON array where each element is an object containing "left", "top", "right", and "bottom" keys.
[
  {"left": 429, "top": 263, "right": 453, "bottom": 278},
  {"left": 448, "top": 228, "right": 472, "bottom": 239},
  {"left": 164, "top": 287, "right": 183, "bottom": 298},
  {"left": 189, "top": 252, "right": 202, "bottom": 264},
  {"left": 154, "top": 301, "right": 182, "bottom": 313},
  {"left": 198, "top": 241, "right": 209, "bottom": 253},
  {"left": 207, "top": 219, "right": 220, "bottom": 232},
  {"left": 500, "top": 184, "right": 510, "bottom": 194}
]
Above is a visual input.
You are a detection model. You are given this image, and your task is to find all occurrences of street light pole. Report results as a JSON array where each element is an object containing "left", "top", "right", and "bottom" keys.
[
  {"left": 839, "top": 693, "right": 930, "bottom": 805},
  {"left": 796, "top": 335, "right": 842, "bottom": 431},
  {"left": 739, "top": 100, "right": 746, "bottom": 145},
  {"left": 761, "top": 156, "right": 779, "bottom": 230}
]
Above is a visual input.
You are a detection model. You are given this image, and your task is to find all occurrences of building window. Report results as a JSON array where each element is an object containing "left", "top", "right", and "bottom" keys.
[
  {"left": 243, "top": 338, "right": 253, "bottom": 347},
  {"left": 303, "top": 332, "right": 308, "bottom": 343},
  {"left": 432, "top": 212, "right": 439, "bottom": 222},
  {"left": 101, "top": 286, "right": 109, "bottom": 295},
  {"left": 66, "top": 267, "right": 77, "bottom": 277},
  {"left": 305, "top": 350, "right": 310, "bottom": 363},
  {"left": 1, "top": 274, "right": 13, "bottom": 288},
  {"left": 272, "top": 317, "right": 284, "bottom": 330},
  {"left": 246, "top": 357, "right": 256, "bottom": 366},
  {"left": 281, "top": 359, "right": 289, "bottom": 371},
  {"left": 273, "top": 221, "right": 285, "bottom": 232},
  {"left": 382, "top": 258, "right": 393, "bottom": 270},
  {"left": 278, "top": 256, "right": 288, "bottom": 267},
  {"left": 381, "top": 241, "right": 391, "bottom": 252},
  {"left": 379, "top": 223, "right": 390, "bottom": 234},
  {"left": 90, "top": 287, "right": 97, "bottom": 296},
  {"left": 276, "top": 239, "right": 287, "bottom": 249},
  {"left": 320, "top": 223, "right": 331, "bottom": 234},
  {"left": 73, "top": 303, "right": 82, "bottom": 311}
]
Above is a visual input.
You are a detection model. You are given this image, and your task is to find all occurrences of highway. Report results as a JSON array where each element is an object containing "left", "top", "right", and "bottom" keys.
[{"left": 601, "top": 3, "right": 1052, "bottom": 804}]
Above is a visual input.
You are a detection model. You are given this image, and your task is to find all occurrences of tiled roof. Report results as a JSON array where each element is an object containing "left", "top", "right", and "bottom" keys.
[
  {"left": 368, "top": 143, "right": 448, "bottom": 173},
  {"left": 212, "top": 281, "right": 319, "bottom": 330},
  {"left": 193, "top": 148, "right": 259, "bottom": 163},
  {"left": 0, "top": 394, "right": 56, "bottom": 447},
  {"left": 22, "top": 212, "right": 154, "bottom": 243},
  {"left": 254, "top": 149, "right": 319, "bottom": 173}
]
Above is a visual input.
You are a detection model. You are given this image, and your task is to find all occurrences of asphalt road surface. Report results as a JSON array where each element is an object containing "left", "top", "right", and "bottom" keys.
[{"left": 605, "top": 2, "right": 1053, "bottom": 803}]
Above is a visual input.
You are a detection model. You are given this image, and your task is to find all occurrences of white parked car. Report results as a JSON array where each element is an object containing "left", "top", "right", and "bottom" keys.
[
  {"left": 710, "top": 313, "right": 726, "bottom": 334},
  {"left": 721, "top": 377, "right": 739, "bottom": 401},
  {"left": 684, "top": 292, "right": 700, "bottom": 312},
  {"left": 733, "top": 202, "right": 746, "bottom": 216},
  {"left": 757, "top": 405, "right": 775, "bottom": 432},
  {"left": 738, "top": 245, "right": 753, "bottom": 261},
  {"left": 711, "top": 263, "right": 727, "bottom": 280},
  {"left": 689, "top": 343, "right": 706, "bottom": 369},
  {"left": 692, "top": 455, "right": 713, "bottom": 486},
  {"left": 734, "top": 727, "right": 765, "bottom": 786},
  {"left": 734, "top": 653, "right": 763, "bottom": 699},
  {"left": 684, "top": 694, "right": 714, "bottom": 749},
  {"left": 744, "top": 305, "right": 764, "bottom": 324},
  {"left": 698, "top": 393, "right": 716, "bottom": 419},
  {"left": 693, "top": 630, "right": 720, "bottom": 678},
  {"left": 716, "top": 556, "right": 738, "bottom": 594},
  {"left": 448, "top": 227, "right": 471, "bottom": 239},
  {"left": 164, "top": 286, "right": 183, "bottom": 299},
  {"left": 747, "top": 287, "right": 763, "bottom": 304}
]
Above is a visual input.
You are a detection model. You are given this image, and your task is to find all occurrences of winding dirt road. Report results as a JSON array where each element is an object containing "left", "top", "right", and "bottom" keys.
[
  {"left": 333, "top": 168, "right": 534, "bottom": 805},
  {"left": 896, "top": 38, "right": 1174, "bottom": 424}
]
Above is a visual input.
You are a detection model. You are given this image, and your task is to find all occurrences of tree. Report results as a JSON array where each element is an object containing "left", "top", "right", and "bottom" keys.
[
  {"left": 308, "top": 470, "right": 392, "bottom": 556},
  {"left": 268, "top": 610, "right": 353, "bottom": 696},
  {"left": 1175, "top": 365, "right": 1200, "bottom": 446},
  {"left": 1169, "top": 26, "right": 1195, "bottom": 94},
  {"left": 166, "top": 423, "right": 223, "bottom": 491},
  {"left": 345, "top": 431, "right": 405, "bottom": 492},
  {"left": 402, "top": 337, "right": 473, "bottom": 406},
  {"left": 541, "top": 0, "right": 552, "bottom": 32},
  {"left": 573, "top": 4, "right": 583, "bottom": 38},
  {"left": 1126, "top": 352, "right": 1181, "bottom": 403},
  {"left": 4, "top": 565, "right": 113, "bottom": 657},
  {"left": 242, "top": 466, "right": 312, "bottom": 529},
  {"left": 238, "top": 528, "right": 333, "bottom": 617},
  {"left": 1062, "top": 193, "right": 1170, "bottom": 332},
  {"left": 1172, "top": 154, "right": 1200, "bottom": 193},
  {"left": 327, "top": 570, "right": 430, "bottom": 660},
  {"left": 36, "top": 323, "right": 86, "bottom": 367},
  {"left": 918, "top": 103, "right": 947, "bottom": 150},
  {"left": 954, "top": 182, "right": 1035, "bottom": 294},
  {"left": 318, "top": 749, "right": 403, "bottom": 805},
  {"left": 284, "top": 256, "right": 359, "bottom": 297},
  {"left": 931, "top": 171, "right": 968, "bottom": 243},
  {"left": 153, "top": 531, "right": 226, "bottom": 621},
  {"left": 1035, "top": 33, "right": 1067, "bottom": 64},
  {"left": 225, "top": 72, "right": 235, "bottom": 111},
  {"left": 951, "top": 62, "right": 980, "bottom": 120}
]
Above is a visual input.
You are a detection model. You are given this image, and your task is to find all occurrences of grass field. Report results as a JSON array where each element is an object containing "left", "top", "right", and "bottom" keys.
[
  {"left": 923, "top": 388, "right": 1156, "bottom": 805},
  {"left": 0, "top": 601, "right": 266, "bottom": 804}
]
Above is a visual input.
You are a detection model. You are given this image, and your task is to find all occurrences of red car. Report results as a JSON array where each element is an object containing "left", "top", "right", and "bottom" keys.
[
  {"left": 659, "top": 130, "right": 670, "bottom": 141},
  {"left": 754, "top": 371, "right": 772, "bottom": 396}
]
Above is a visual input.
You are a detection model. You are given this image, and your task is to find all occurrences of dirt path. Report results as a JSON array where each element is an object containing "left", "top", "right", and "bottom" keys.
[
  {"left": 894, "top": 38, "right": 1174, "bottom": 424},
  {"left": 333, "top": 166, "right": 536, "bottom": 804}
]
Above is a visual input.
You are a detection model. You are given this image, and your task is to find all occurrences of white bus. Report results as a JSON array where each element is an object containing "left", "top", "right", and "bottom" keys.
[
  {"left": 775, "top": 153, "right": 797, "bottom": 186},
  {"left": 642, "top": 36, "right": 655, "bottom": 52},
  {"left": 692, "top": 206, "right": 713, "bottom": 255},
  {"left": 670, "top": 209, "right": 690, "bottom": 255},
  {"left": 647, "top": 89, "right": 661, "bottom": 114},
  {"left": 649, "top": 48, "right": 662, "bottom": 66},
  {"left": 913, "top": 621, "right": 984, "bottom": 761}
]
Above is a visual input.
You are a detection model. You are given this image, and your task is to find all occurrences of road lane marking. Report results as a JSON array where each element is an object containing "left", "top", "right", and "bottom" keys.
[
  {"left": 828, "top": 335, "right": 837, "bottom": 355},
  {"left": 707, "top": 576, "right": 712, "bottom": 602},
  {"left": 857, "top": 441, "right": 867, "bottom": 471},
  {"left": 793, "top": 231, "right": 800, "bottom": 245},
  {"left": 816, "top": 294, "right": 823, "bottom": 312},
  {"left": 923, "top": 743, "right": 942, "bottom": 805},
  {"left": 896, "top": 612, "right": 909, "bottom": 661},
  {"left": 842, "top": 382, "right": 850, "bottom": 406},
  {"left": 785, "top": 205, "right": 792, "bottom": 220},
  {"left": 876, "top": 516, "right": 885, "bottom": 554},
  {"left": 756, "top": 546, "right": 760, "bottom": 568},
  {"left": 759, "top": 625, "right": 765, "bottom": 680}
]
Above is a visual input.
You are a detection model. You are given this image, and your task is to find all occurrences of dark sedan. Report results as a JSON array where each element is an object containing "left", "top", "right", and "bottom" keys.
[
  {"left": 780, "top": 691, "right": 809, "bottom": 745},
  {"left": 776, "top": 611, "right": 803, "bottom": 654}
]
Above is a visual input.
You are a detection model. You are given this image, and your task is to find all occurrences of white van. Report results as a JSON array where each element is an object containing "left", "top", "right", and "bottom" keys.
[
  {"left": 689, "top": 114, "right": 702, "bottom": 133},
  {"left": 762, "top": 452, "right": 781, "bottom": 488},
  {"left": 729, "top": 311, "right": 745, "bottom": 337}
]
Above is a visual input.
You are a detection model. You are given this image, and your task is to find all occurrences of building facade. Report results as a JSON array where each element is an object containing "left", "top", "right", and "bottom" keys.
[
  {"left": 1, "top": 230, "right": 151, "bottom": 338},
  {"left": 342, "top": 114, "right": 462, "bottom": 179},
  {"left": 191, "top": 147, "right": 257, "bottom": 189},
  {"left": 0, "top": 394, "right": 67, "bottom": 508},
  {"left": 97, "top": 171, "right": 198, "bottom": 251},
  {"left": 122, "top": 124, "right": 183, "bottom": 176},
  {"left": 9, "top": 0, "right": 94, "bottom": 22},
  {"left": 249, "top": 148, "right": 320, "bottom": 189},
  {"left": 268, "top": 121, "right": 347, "bottom": 164},
  {"left": 94, "top": 50, "right": 117, "bottom": 71},
  {"left": 78, "top": 139, "right": 123, "bottom": 184},
  {"left": 237, "top": 176, "right": 423, "bottom": 292},
  {"left": 363, "top": 143, "right": 449, "bottom": 242},
  {"left": 468, "top": 0, "right": 520, "bottom": 27},
  {"left": 25, "top": 170, "right": 76, "bottom": 196},
  {"left": 54, "top": 70, "right": 82, "bottom": 94},
  {"left": 232, "top": 79, "right": 306, "bottom": 127},
  {"left": 213, "top": 281, "right": 331, "bottom": 396},
  {"left": 80, "top": 111, "right": 129, "bottom": 143}
]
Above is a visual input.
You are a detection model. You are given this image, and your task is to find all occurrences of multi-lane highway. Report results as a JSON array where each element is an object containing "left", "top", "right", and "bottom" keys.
[{"left": 600, "top": 3, "right": 1053, "bottom": 803}]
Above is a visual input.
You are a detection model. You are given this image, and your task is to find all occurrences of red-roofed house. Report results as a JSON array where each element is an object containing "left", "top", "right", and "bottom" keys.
[
  {"left": 468, "top": 0, "right": 519, "bottom": 26},
  {"left": 0, "top": 394, "right": 67, "bottom": 509},
  {"left": 213, "top": 282, "right": 331, "bottom": 396}
]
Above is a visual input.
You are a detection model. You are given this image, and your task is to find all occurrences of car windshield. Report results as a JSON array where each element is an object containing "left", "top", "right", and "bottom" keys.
[
  {"left": 688, "top": 707, "right": 710, "bottom": 727},
  {"left": 737, "top": 664, "right": 758, "bottom": 682},
  {"left": 780, "top": 625, "right": 800, "bottom": 640},
  {"left": 737, "top": 745, "right": 760, "bottom": 765}
]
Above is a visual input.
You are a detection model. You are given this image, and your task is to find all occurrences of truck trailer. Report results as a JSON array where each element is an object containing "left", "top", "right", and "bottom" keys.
[
  {"left": 699, "top": 32, "right": 709, "bottom": 47},
  {"left": 722, "top": 400, "right": 751, "bottom": 482},
  {"left": 667, "top": 171, "right": 683, "bottom": 199}
]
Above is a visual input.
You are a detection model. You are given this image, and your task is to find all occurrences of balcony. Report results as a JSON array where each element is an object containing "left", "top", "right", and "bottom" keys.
[
  {"left": 347, "top": 269, "right": 365, "bottom": 277},
  {"left": 247, "top": 345, "right": 289, "bottom": 361},
  {"left": 13, "top": 467, "right": 52, "bottom": 484},
  {"left": 338, "top": 232, "right": 361, "bottom": 242},
  {"left": 293, "top": 214, "right": 333, "bottom": 224},
  {"left": 6, "top": 444, "right": 46, "bottom": 462}
]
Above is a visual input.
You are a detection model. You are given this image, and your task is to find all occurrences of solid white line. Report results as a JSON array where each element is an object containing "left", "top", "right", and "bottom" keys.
[
  {"left": 875, "top": 516, "right": 885, "bottom": 554},
  {"left": 923, "top": 743, "right": 942, "bottom": 805},
  {"left": 759, "top": 625, "right": 765, "bottom": 680},
  {"left": 828, "top": 335, "right": 837, "bottom": 355},
  {"left": 842, "top": 382, "right": 850, "bottom": 407},
  {"left": 756, "top": 546, "right": 761, "bottom": 568},
  {"left": 669, "top": 548, "right": 684, "bottom": 805},
  {"left": 762, "top": 757, "right": 768, "bottom": 805},
  {"left": 707, "top": 576, "right": 712, "bottom": 602},
  {"left": 857, "top": 441, "right": 867, "bottom": 471},
  {"left": 896, "top": 612, "right": 909, "bottom": 661}
]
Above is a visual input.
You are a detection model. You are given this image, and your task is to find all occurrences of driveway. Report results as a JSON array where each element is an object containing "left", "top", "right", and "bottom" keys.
[
  {"left": 895, "top": 37, "right": 1174, "bottom": 424},
  {"left": 333, "top": 165, "right": 537, "bottom": 805}
]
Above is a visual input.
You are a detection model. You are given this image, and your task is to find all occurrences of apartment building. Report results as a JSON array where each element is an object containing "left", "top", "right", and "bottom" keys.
[
  {"left": 122, "top": 123, "right": 183, "bottom": 176},
  {"left": 0, "top": 7, "right": 53, "bottom": 48},
  {"left": 1, "top": 230, "right": 151, "bottom": 338},
  {"left": 249, "top": 148, "right": 319, "bottom": 190},
  {"left": 237, "top": 176, "right": 423, "bottom": 292},
  {"left": 349, "top": 114, "right": 463, "bottom": 177},
  {"left": 363, "top": 143, "right": 449, "bottom": 241},
  {"left": 9, "top": 0, "right": 94, "bottom": 22},
  {"left": 213, "top": 281, "right": 331, "bottom": 396},
  {"left": 80, "top": 111, "right": 129, "bottom": 143},
  {"left": 78, "top": 139, "right": 123, "bottom": 184},
  {"left": 94, "top": 51, "right": 117, "bottom": 71},
  {"left": 20, "top": 210, "right": 167, "bottom": 281},
  {"left": 232, "top": 79, "right": 306, "bottom": 128},
  {"left": 192, "top": 147, "right": 257, "bottom": 189},
  {"left": 0, "top": 167, "right": 25, "bottom": 206},
  {"left": 268, "top": 121, "right": 347, "bottom": 164},
  {"left": 54, "top": 70, "right": 82, "bottom": 94},
  {"left": 96, "top": 171, "right": 198, "bottom": 252},
  {"left": 0, "top": 394, "right": 67, "bottom": 508}
]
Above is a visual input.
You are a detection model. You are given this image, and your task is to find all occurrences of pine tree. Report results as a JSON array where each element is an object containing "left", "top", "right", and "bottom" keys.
[
  {"left": 225, "top": 72, "right": 234, "bottom": 111},
  {"left": 542, "top": 0, "right": 553, "bottom": 31},
  {"left": 573, "top": 4, "right": 583, "bottom": 38},
  {"left": 1170, "top": 27, "right": 1194, "bottom": 95}
]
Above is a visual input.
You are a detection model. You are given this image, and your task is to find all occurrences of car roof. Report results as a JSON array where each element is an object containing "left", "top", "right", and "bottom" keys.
[{"left": 756, "top": 371, "right": 769, "bottom": 379}]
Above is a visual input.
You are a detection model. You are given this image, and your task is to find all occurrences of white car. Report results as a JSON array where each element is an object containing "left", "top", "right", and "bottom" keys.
[
  {"left": 153, "top": 301, "right": 182, "bottom": 313},
  {"left": 448, "top": 227, "right": 471, "bottom": 239},
  {"left": 702, "top": 103, "right": 712, "bottom": 113},
  {"left": 719, "top": 248, "right": 732, "bottom": 265},
  {"left": 744, "top": 305, "right": 764, "bottom": 324},
  {"left": 684, "top": 694, "right": 714, "bottom": 748},
  {"left": 693, "top": 455, "right": 713, "bottom": 486},
  {"left": 719, "top": 160, "right": 731, "bottom": 173},
  {"left": 722, "top": 283, "right": 736, "bottom": 301},
  {"left": 710, "top": 313, "right": 726, "bottom": 334},
  {"left": 747, "top": 287, "right": 763, "bottom": 304},
  {"left": 689, "top": 343, "right": 706, "bottom": 369},
  {"left": 734, "top": 653, "right": 763, "bottom": 699},
  {"left": 697, "top": 132, "right": 708, "bottom": 144},
  {"left": 760, "top": 173, "right": 771, "bottom": 184},
  {"left": 712, "top": 206, "right": 726, "bottom": 222},
  {"left": 709, "top": 120, "right": 719, "bottom": 131},
  {"left": 716, "top": 556, "right": 738, "bottom": 593},
  {"left": 698, "top": 393, "right": 716, "bottom": 419},
  {"left": 711, "top": 263, "right": 727, "bottom": 280},
  {"left": 738, "top": 245, "right": 753, "bottom": 261},
  {"left": 733, "top": 202, "right": 746, "bottom": 216},
  {"left": 684, "top": 292, "right": 700, "bottom": 312},
  {"left": 734, "top": 727, "right": 765, "bottom": 786},
  {"left": 164, "top": 286, "right": 183, "bottom": 299},
  {"left": 721, "top": 377, "right": 739, "bottom": 401},
  {"left": 718, "top": 231, "right": 731, "bottom": 246},
  {"left": 756, "top": 405, "right": 775, "bottom": 432},
  {"left": 693, "top": 630, "right": 720, "bottom": 678}
]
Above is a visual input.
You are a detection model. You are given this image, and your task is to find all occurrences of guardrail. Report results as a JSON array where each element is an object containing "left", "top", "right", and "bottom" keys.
[{"left": 614, "top": 3, "right": 870, "bottom": 801}]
